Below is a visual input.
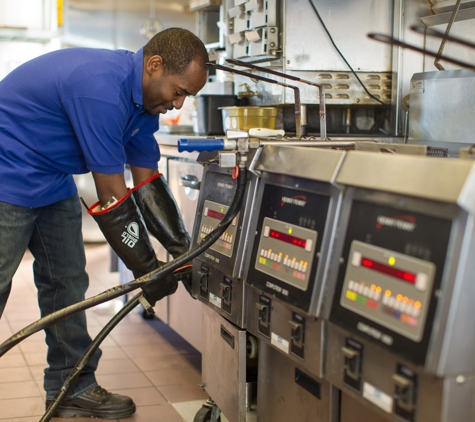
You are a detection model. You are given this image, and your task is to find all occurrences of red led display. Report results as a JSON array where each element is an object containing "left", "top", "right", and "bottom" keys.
[
  {"left": 269, "top": 229, "right": 307, "bottom": 249},
  {"left": 208, "top": 210, "right": 225, "bottom": 221},
  {"left": 361, "top": 257, "right": 416, "bottom": 284}
]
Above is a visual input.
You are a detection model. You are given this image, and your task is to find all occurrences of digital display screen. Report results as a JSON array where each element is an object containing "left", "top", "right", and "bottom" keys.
[
  {"left": 361, "top": 257, "right": 416, "bottom": 284},
  {"left": 208, "top": 209, "right": 225, "bottom": 221},
  {"left": 200, "top": 200, "right": 237, "bottom": 258},
  {"left": 269, "top": 229, "right": 307, "bottom": 249},
  {"left": 255, "top": 217, "right": 318, "bottom": 292}
]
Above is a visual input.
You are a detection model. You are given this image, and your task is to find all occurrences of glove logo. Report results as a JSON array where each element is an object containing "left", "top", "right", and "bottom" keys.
[{"left": 122, "top": 222, "right": 139, "bottom": 248}]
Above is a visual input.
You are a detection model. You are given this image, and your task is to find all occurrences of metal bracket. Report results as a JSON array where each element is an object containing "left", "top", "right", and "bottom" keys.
[{"left": 248, "top": 145, "right": 264, "bottom": 177}]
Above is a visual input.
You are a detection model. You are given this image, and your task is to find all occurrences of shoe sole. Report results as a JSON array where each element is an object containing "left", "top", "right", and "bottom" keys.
[{"left": 50, "top": 403, "right": 136, "bottom": 419}]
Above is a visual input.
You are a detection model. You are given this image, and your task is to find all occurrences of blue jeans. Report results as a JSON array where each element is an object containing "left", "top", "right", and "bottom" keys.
[{"left": 0, "top": 194, "right": 101, "bottom": 399}]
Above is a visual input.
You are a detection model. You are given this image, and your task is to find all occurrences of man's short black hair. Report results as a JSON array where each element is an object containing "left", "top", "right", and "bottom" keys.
[{"left": 144, "top": 27, "right": 209, "bottom": 76}]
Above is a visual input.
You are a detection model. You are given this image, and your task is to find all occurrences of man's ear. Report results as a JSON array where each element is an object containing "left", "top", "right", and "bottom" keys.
[{"left": 146, "top": 55, "right": 163, "bottom": 74}]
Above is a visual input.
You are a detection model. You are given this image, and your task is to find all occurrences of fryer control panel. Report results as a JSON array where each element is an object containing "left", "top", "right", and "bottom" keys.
[
  {"left": 255, "top": 217, "right": 318, "bottom": 291},
  {"left": 247, "top": 182, "right": 331, "bottom": 312},
  {"left": 198, "top": 200, "right": 238, "bottom": 257},
  {"left": 341, "top": 241, "right": 435, "bottom": 342},
  {"left": 329, "top": 197, "right": 452, "bottom": 365}
]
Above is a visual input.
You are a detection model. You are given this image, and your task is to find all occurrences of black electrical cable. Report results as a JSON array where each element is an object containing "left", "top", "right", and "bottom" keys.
[
  {"left": 0, "top": 167, "right": 248, "bottom": 358},
  {"left": 40, "top": 292, "right": 142, "bottom": 422},
  {"left": 307, "top": 0, "right": 389, "bottom": 107}
]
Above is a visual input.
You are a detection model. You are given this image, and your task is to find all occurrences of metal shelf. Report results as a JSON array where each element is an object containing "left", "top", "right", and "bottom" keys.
[
  {"left": 189, "top": 0, "right": 221, "bottom": 12},
  {"left": 0, "top": 27, "right": 61, "bottom": 43},
  {"left": 421, "top": 6, "right": 475, "bottom": 26}
]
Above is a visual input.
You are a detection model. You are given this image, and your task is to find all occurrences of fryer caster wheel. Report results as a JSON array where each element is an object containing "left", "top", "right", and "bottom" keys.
[{"left": 194, "top": 405, "right": 222, "bottom": 422}]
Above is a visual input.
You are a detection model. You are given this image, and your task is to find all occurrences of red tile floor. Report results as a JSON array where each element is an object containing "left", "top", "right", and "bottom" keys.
[{"left": 0, "top": 243, "right": 218, "bottom": 422}]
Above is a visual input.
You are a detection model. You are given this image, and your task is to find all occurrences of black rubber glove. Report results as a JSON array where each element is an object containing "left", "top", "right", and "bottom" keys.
[
  {"left": 132, "top": 174, "right": 190, "bottom": 259},
  {"left": 87, "top": 192, "right": 178, "bottom": 310},
  {"left": 132, "top": 174, "right": 195, "bottom": 298},
  {"left": 172, "top": 266, "right": 193, "bottom": 297},
  {"left": 141, "top": 262, "right": 178, "bottom": 307}
]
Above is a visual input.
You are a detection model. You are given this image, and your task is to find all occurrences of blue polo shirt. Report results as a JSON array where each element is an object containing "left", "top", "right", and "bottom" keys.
[{"left": 0, "top": 47, "right": 161, "bottom": 207}]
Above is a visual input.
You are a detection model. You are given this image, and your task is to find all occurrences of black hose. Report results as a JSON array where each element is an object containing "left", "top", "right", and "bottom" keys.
[
  {"left": 40, "top": 292, "right": 142, "bottom": 422},
  {"left": 0, "top": 167, "right": 248, "bottom": 358},
  {"left": 39, "top": 166, "right": 248, "bottom": 419}
]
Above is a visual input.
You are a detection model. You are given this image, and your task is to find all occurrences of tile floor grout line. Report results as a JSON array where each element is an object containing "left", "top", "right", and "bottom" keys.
[
  {"left": 3, "top": 314, "right": 48, "bottom": 412},
  {"left": 0, "top": 243, "right": 208, "bottom": 421}
]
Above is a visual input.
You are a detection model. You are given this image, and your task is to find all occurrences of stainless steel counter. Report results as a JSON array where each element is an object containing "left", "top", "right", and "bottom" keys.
[{"left": 155, "top": 132, "right": 401, "bottom": 146}]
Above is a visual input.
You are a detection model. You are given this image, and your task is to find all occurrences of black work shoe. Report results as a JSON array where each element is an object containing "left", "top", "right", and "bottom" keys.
[{"left": 45, "top": 385, "right": 136, "bottom": 419}]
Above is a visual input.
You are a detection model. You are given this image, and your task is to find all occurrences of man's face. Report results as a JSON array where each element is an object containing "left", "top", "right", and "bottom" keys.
[{"left": 142, "top": 57, "right": 208, "bottom": 117}]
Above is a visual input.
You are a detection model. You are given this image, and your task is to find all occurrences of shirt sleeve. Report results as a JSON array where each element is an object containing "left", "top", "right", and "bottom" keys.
[
  {"left": 124, "top": 115, "right": 161, "bottom": 169},
  {"left": 62, "top": 94, "right": 129, "bottom": 174}
]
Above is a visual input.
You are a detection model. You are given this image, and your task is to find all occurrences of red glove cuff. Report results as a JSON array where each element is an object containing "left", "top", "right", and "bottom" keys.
[
  {"left": 131, "top": 173, "right": 164, "bottom": 192},
  {"left": 87, "top": 189, "right": 132, "bottom": 215}
]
